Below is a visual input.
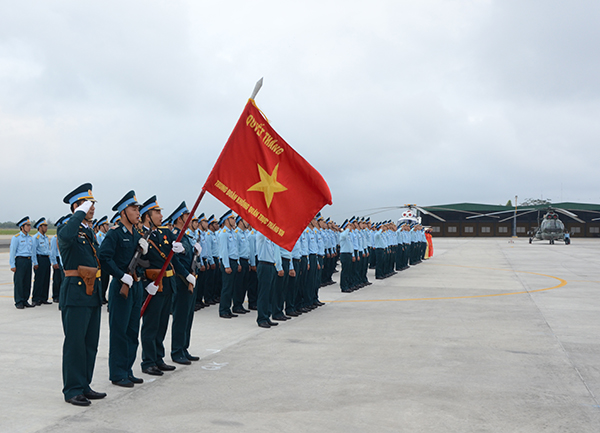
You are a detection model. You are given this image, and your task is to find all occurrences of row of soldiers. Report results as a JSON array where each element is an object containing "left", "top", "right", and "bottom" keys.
[{"left": 9, "top": 182, "right": 433, "bottom": 407}]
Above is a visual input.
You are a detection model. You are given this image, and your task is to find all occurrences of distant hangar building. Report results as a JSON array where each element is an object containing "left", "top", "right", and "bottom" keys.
[{"left": 419, "top": 203, "right": 600, "bottom": 238}]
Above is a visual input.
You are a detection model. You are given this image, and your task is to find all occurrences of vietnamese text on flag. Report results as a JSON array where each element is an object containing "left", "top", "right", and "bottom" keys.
[{"left": 203, "top": 99, "right": 332, "bottom": 251}]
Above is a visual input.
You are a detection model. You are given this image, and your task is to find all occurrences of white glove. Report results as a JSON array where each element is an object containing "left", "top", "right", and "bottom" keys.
[
  {"left": 172, "top": 241, "right": 184, "bottom": 253},
  {"left": 145, "top": 282, "right": 159, "bottom": 296},
  {"left": 194, "top": 242, "right": 202, "bottom": 255},
  {"left": 186, "top": 274, "right": 196, "bottom": 286},
  {"left": 138, "top": 238, "right": 149, "bottom": 255},
  {"left": 76, "top": 200, "right": 93, "bottom": 214},
  {"left": 120, "top": 274, "right": 134, "bottom": 287}
]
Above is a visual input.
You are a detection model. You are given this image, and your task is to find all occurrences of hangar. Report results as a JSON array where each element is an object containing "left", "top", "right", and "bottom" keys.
[{"left": 419, "top": 203, "right": 600, "bottom": 238}]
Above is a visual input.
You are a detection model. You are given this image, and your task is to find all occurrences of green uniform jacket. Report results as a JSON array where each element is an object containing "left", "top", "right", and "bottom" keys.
[{"left": 57, "top": 211, "right": 102, "bottom": 307}]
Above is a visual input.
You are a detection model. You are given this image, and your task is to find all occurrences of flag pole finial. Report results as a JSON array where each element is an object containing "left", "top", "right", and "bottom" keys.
[{"left": 250, "top": 77, "right": 263, "bottom": 100}]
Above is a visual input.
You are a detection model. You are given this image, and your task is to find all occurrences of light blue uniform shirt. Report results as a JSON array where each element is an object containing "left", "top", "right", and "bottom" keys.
[
  {"left": 207, "top": 230, "right": 219, "bottom": 258},
  {"left": 339, "top": 229, "right": 355, "bottom": 256},
  {"left": 316, "top": 228, "right": 325, "bottom": 255},
  {"left": 300, "top": 229, "right": 309, "bottom": 256},
  {"left": 291, "top": 237, "right": 302, "bottom": 260},
  {"left": 374, "top": 230, "right": 386, "bottom": 249},
  {"left": 50, "top": 236, "right": 62, "bottom": 266},
  {"left": 255, "top": 232, "right": 282, "bottom": 272},
  {"left": 236, "top": 228, "right": 250, "bottom": 259},
  {"left": 96, "top": 230, "right": 106, "bottom": 246},
  {"left": 218, "top": 226, "right": 239, "bottom": 269},
  {"left": 307, "top": 227, "right": 318, "bottom": 255},
  {"left": 9, "top": 231, "right": 33, "bottom": 268},
  {"left": 32, "top": 231, "right": 50, "bottom": 266},
  {"left": 248, "top": 229, "right": 257, "bottom": 267},
  {"left": 279, "top": 246, "right": 294, "bottom": 271}
]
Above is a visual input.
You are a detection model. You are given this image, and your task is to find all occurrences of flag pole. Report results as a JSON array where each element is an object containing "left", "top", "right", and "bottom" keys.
[
  {"left": 140, "top": 188, "right": 207, "bottom": 317},
  {"left": 250, "top": 77, "right": 263, "bottom": 100}
]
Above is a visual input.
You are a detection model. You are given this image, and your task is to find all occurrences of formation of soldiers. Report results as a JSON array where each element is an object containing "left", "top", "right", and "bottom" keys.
[{"left": 8, "top": 183, "right": 433, "bottom": 407}]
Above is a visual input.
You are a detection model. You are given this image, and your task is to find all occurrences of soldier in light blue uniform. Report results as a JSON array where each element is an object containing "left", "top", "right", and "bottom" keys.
[
  {"left": 217, "top": 210, "right": 241, "bottom": 318},
  {"left": 246, "top": 224, "right": 258, "bottom": 310},
  {"left": 339, "top": 219, "right": 356, "bottom": 292},
  {"left": 255, "top": 231, "right": 282, "bottom": 328},
  {"left": 232, "top": 216, "right": 251, "bottom": 315},
  {"left": 195, "top": 214, "right": 214, "bottom": 310},
  {"left": 10, "top": 217, "right": 34, "bottom": 309},
  {"left": 31, "top": 217, "right": 52, "bottom": 305},
  {"left": 50, "top": 215, "right": 69, "bottom": 303},
  {"left": 273, "top": 244, "right": 295, "bottom": 321},
  {"left": 206, "top": 215, "right": 221, "bottom": 305}
]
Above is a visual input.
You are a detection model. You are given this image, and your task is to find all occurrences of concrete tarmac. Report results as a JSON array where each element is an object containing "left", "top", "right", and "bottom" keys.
[{"left": 1, "top": 237, "right": 600, "bottom": 432}]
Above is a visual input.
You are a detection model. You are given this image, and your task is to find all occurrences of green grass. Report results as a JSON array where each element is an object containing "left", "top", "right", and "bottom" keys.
[{"left": 0, "top": 229, "right": 57, "bottom": 236}]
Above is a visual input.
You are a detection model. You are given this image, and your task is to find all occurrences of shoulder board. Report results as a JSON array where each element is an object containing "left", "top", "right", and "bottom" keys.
[
  {"left": 14, "top": 233, "right": 19, "bottom": 238},
  {"left": 36, "top": 234, "right": 40, "bottom": 239},
  {"left": 234, "top": 229, "right": 239, "bottom": 233}
]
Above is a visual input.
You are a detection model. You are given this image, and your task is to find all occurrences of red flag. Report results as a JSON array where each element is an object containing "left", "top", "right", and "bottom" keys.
[{"left": 204, "top": 99, "right": 332, "bottom": 251}]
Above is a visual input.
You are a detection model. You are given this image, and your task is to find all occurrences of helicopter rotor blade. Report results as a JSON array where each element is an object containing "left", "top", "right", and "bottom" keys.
[
  {"left": 553, "top": 208, "right": 585, "bottom": 223},
  {"left": 497, "top": 209, "right": 539, "bottom": 223},
  {"left": 466, "top": 210, "right": 514, "bottom": 219},
  {"left": 414, "top": 206, "right": 446, "bottom": 222}
]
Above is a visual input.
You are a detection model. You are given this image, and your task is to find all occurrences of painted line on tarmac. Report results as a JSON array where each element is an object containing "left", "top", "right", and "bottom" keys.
[{"left": 327, "top": 264, "right": 567, "bottom": 303}]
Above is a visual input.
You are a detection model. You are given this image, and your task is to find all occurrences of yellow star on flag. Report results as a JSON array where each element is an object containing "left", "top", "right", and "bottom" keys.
[{"left": 247, "top": 163, "right": 288, "bottom": 208}]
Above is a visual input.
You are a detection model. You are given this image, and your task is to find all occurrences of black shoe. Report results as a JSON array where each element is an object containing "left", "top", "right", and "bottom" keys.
[
  {"left": 300, "top": 307, "right": 311, "bottom": 313},
  {"left": 84, "top": 389, "right": 107, "bottom": 399},
  {"left": 272, "top": 316, "right": 289, "bottom": 321},
  {"left": 248, "top": 305, "right": 257, "bottom": 310},
  {"left": 267, "top": 320, "right": 279, "bottom": 326},
  {"left": 24, "top": 302, "right": 34, "bottom": 308},
  {"left": 111, "top": 379, "right": 134, "bottom": 388},
  {"left": 186, "top": 354, "right": 200, "bottom": 361},
  {"left": 232, "top": 309, "right": 247, "bottom": 314},
  {"left": 156, "top": 363, "right": 176, "bottom": 371},
  {"left": 142, "top": 366, "right": 164, "bottom": 376},
  {"left": 341, "top": 289, "right": 352, "bottom": 293},
  {"left": 242, "top": 307, "right": 251, "bottom": 313},
  {"left": 258, "top": 322, "right": 271, "bottom": 328},
  {"left": 172, "top": 357, "right": 191, "bottom": 365},
  {"left": 194, "top": 304, "right": 203, "bottom": 311},
  {"left": 53, "top": 298, "right": 60, "bottom": 303},
  {"left": 16, "top": 304, "right": 24, "bottom": 309},
  {"left": 33, "top": 300, "right": 43, "bottom": 306},
  {"left": 66, "top": 394, "right": 91, "bottom": 406},
  {"left": 287, "top": 311, "right": 300, "bottom": 317},
  {"left": 220, "top": 313, "right": 234, "bottom": 319},
  {"left": 41, "top": 300, "right": 52, "bottom": 305},
  {"left": 128, "top": 375, "right": 144, "bottom": 384}
]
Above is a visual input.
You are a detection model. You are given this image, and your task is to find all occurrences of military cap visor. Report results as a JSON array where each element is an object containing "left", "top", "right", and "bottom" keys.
[
  {"left": 17, "top": 216, "right": 31, "bottom": 228},
  {"left": 110, "top": 212, "right": 121, "bottom": 224},
  {"left": 63, "top": 183, "right": 96, "bottom": 205},
  {"left": 112, "top": 190, "right": 141, "bottom": 213},
  {"left": 34, "top": 218, "right": 48, "bottom": 229},
  {"left": 165, "top": 201, "right": 189, "bottom": 224},
  {"left": 140, "top": 196, "right": 163, "bottom": 217},
  {"left": 96, "top": 216, "right": 108, "bottom": 226}
]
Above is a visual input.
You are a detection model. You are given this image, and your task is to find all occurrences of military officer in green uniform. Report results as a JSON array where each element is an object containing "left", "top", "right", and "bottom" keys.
[
  {"left": 166, "top": 201, "right": 199, "bottom": 365},
  {"left": 58, "top": 183, "right": 106, "bottom": 406},
  {"left": 99, "top": 190, "right": 147, "bottom": 388},
  {"left": 139, "top": 196, "right": 185, "bottom": 375}
]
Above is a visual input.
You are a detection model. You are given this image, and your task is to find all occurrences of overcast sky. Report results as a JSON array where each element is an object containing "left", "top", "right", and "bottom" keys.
[{"left": 1, "top": 0, "right": 599, "bottom": 224}]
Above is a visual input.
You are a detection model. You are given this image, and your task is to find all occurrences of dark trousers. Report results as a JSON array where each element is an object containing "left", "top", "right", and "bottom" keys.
[
  {"left": 272, "top": 258, "right": 290, "bottom": 318},
  {"left": 257, "top": 261, "right": 276, "bottom": 324},
  {"left": 247, "top": 259, "right": 258, "bottom": 309},
  {"left": 340, "top": 252, "right": 353, "bottom": 290},
  {"left": 141, "top": 276, "right": 174, "bottom": 370},
  {"left": 375, "top": 248, "right": 385, "bottom": 278},
  {"left": 219, "top": 259, "right": 238, "bottom": 315},
  {"left": 195, "top": 265, "right": 207, "bottom": 305},
  {"left": 52, "top": 262, "right": 64, "bottom": 301},
  {"left": 294, "top": 256, "right": 308, "bottom": 308},
  {"left": 32, "top": 255, "right": 51, "bottom": 303},
  {"left": 61, "top": 304, "right": 101, "bottom": 400},
  {"left": 108, "top": 279, "right": 142, "bottom": 382},
  {"left": 171, "top": 275, "right": 196, "bottom": 361},
  {"left": 13, "top": 256, "right": 32, "bottom": 307},
  {"left": 233, "top": 257, "right": 250, "bottom": 310},
  {"left": 286, "top": 258, "right": 301, "bottom": 313},
  {"left": 305, "top": 254, "right": 317, "bottom": 307},
  {"left": 100, "top": 269, "right": 110, "bottom": 302}
]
